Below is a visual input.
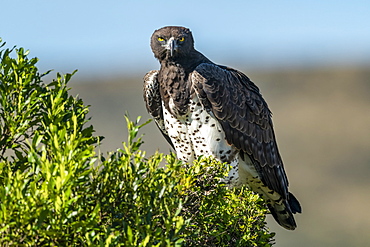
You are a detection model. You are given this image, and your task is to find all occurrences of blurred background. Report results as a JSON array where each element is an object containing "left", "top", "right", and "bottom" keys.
[{"left": 2, "top": 1, "right": 370, "bottom": 246}]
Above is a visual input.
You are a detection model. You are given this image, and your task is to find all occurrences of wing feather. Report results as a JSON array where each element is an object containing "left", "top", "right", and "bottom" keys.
[
  {"left": 143, "top": 70, "right": 175, "bottom": 149},
  {"left": 192, "top": 63, "right": 289, "bottom": 198}
]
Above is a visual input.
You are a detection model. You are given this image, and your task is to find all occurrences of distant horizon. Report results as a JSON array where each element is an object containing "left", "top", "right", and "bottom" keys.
[
  {"left": 41, "top": 58, "right": 370, "bottom": 82},
  {"left": 2, "top": 33, "right": 369, "bottom": 80}
]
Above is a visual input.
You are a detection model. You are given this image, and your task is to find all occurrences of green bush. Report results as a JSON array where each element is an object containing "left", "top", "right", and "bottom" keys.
[{"left": 0, "top": 39, "right": 275, "bottom": 246}]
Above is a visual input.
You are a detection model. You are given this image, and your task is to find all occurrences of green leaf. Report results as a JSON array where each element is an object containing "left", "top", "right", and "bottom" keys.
[{"left": 0, "top": 38, "right": 274, "bottom": 247}]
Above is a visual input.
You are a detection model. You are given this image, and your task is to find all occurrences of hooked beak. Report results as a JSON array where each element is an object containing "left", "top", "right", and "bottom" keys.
[{"left": 165, "top": 37, "right": 177, "bottom": 57}]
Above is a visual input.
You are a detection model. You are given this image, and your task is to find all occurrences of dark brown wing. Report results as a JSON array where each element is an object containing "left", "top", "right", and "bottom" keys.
[
  {"left": 143, "top": 70, "right": 175, "bottom": 149},
  {"left": 192, "top": 63, "right": 289, "bottom": 199}
]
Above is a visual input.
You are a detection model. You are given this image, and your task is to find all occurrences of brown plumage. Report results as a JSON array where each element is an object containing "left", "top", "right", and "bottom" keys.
[{"left": 144, "top": 26, "right": 301, "bottom": 230}]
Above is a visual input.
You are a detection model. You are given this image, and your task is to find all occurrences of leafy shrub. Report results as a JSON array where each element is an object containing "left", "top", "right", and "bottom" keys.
[{"left": 0, "top": 39, "right": 275, "bottom": 246}]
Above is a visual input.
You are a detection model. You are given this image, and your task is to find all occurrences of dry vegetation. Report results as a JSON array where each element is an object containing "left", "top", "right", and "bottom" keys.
[{"left": 70, "top": 66, "right": 370, "bottom": 247}]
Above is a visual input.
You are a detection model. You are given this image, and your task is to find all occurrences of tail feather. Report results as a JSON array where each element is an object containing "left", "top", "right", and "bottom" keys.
[
  {"left": 268, "top": 192, "right": 301, "bottom": 230},
  {"left": 288, "top": 192, "right": 302, "bottom": 214}
]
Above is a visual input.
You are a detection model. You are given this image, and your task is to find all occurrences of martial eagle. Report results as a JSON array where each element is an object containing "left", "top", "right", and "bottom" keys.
[{"left": 143, "top": 26, "right": 301, "bottom": 230}]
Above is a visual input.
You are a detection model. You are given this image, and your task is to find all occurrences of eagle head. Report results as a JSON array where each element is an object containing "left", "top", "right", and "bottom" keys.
[{"left": 150, "top": 26, "right": 194, "bottom": 61}]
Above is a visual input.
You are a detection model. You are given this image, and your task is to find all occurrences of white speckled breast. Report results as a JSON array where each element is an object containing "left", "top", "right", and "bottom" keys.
[
  {"left": 163, "top": 95, "right": 233, "bottom": 161},
  {"left": 162, "top": 95, "right": 260, "bottom": 187}
]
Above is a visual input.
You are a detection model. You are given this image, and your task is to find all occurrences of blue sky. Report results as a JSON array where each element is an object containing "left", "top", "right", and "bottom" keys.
[{"left": 1, "top": 1, "right": 370, "bottom": 78}]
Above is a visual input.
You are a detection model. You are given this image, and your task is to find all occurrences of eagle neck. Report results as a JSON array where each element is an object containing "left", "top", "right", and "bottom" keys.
[
  {"left": 157, "top": 50, "right": 210, "bottom": 116},
  {"left": 158, "top": 59, "right": 193, "bottom": 117}
]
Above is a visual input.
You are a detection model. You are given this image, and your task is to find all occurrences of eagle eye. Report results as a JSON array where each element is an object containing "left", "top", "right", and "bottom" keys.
[
  {"left": 179, "top": 37, "right": 185, "bottom": 42},
  {"left": 157, "top": 37, "right": 165, "bottom": 42}
]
